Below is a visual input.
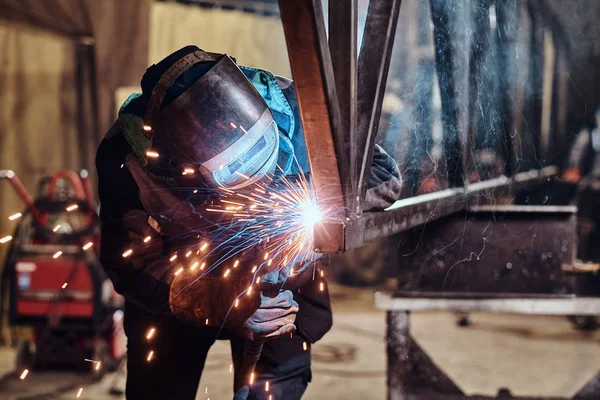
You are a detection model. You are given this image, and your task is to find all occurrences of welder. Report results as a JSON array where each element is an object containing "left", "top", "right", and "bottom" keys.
[{"left": 96, "top": 46, "right": 402, "bottom": 399}]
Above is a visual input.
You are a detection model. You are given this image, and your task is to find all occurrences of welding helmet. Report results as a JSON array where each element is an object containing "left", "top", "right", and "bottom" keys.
[{"left": 143, "top": 50, "right": 279, "bottom": 190}]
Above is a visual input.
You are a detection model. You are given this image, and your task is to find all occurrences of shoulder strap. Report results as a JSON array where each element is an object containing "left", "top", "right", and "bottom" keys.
[{"left": 145, "top": 50, "right": 222, "bottom": 128}]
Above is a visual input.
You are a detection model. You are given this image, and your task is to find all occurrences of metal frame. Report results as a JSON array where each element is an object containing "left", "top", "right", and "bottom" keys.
[{"left": 278, "top": 0, "right": 570, "bottom": 253}]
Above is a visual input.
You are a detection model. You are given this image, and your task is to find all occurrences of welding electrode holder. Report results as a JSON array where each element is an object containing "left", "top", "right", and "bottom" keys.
[{"left": 233, "top": 340, "right": 264, "bottom": 400}]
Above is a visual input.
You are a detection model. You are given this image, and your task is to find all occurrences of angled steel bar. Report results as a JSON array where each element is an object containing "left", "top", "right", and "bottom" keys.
[
  {"left": 356, "top": 0, "right": 402, "bottom": 214},
  {"left": 329, "top": 0, "right": 359, "bottom": 218},
  {"left": 494, "top": 0, "right": 518, "bottom": 176},
  {"left": 467, "top": 1, "right": 491, "bottom": 170},
  {"left": 278, "top": 0, "right": 346, "bottom": 253},
  {"left": 429, "top": 0, "right": 466, "bottom": 188}
]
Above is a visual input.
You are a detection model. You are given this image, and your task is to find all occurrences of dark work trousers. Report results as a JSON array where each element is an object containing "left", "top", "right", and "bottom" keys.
[{"left": 124, "top": 301, "right": 311, "bottom": 400}]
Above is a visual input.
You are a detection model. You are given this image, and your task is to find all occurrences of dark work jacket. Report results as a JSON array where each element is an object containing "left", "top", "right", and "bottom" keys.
[{"left": 96, "top": 130, "right": 333, "bottom": 343}]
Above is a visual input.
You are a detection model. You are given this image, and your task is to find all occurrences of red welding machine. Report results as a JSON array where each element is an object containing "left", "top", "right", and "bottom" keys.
[{"left": 1, "top": 169, "right": 125, "bottom": 373}]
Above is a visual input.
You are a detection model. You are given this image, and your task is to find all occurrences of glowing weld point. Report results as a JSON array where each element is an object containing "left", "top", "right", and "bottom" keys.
[
  {"left": 143, "top": 125, "right": 152, "bottom": 132},
  {"left": 174, "top": 267, "right": 184, "bottom": 276},
  {"left": 143, "top": 236, "right": 151, "bottom": 243},
  {"left": 265, "top": 381, "right": 270, "bottom": 392},
  {"left": 146, "top": 328, "right": 155, "bottom": 340},
  {"left": 62, "top": 282, "right": 68, "bottom": 289},
  {"left": 77, "top": 387, "right": 83, "bottom": 398},
  {"left": 230, "top": 122, "right": 237, "bottom": 129},
  {"left": 234, "top": 260, "right": 240, "bottom": 268},
  {"left": 122, "top": 249, "right": 133, "bottom": 258},
  {"left": 0, "top": 236, "right": 13, "bottom": 244},
  {"left": 53, "top": 251, "right": 63, "bottom": 259},
  {"left": 235, "top": 299, "right": 239, "bottom": 308},
  {"left": 20, "top": 369, "right": 29, "bottom": 380},
  {"left": 251, "top": 265, "right": 257, "bottom": 273},
  {"left": 229, "top": 364, "right": 233, "bottom": 374},
  {"left": 9, "top": 213, "right": 22, "bottom": 221},
  {"left": 249, "top": 372, "right": 255, "bottom": 385},
  {"left": 169, "top": 254, "right": 177, "bottom": 262},
  {"left": 185, "top": 250, "right": 192, "bottom": 258},
  {"left": 190, "top": 262, "right": 199, "bottom": 271},
  {"left": 146, "top": 151, "right": 159, "bottom": 158},
  {"left": 303, "top": 342, "right": 307, "bottom": 351},
  {"left": 53, "top": 225, "right": 61, "bottom": 232},
  {"left": 66, "top": 204, "right": 79, "bottom": 211},
  {"left": 235, "top": 171, "right": 250, "bottom": 180},
  {"left": 83, "top": 242, "right": 93, "bottom": 250},
  {"left": 320, "top": 282, "right": 324, "bottom": 292},
  {"left": 224, "top": 269, "right": 231, "bottom": 278},
  {"left": 147, "top": 350, "right": 154, "bottom": 362}
]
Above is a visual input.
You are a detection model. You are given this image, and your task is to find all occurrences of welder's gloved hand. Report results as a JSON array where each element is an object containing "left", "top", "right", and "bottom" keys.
[
  {"left": 363, "top": 144, "right": 403, "bottom": 211},
  {"left": 170, "top": 267, "right": 298, "bottom": 341},
  {"left": 125, "top": 153, "right": 222, "bottom": 241},
  {"left": 241, "top": 291, "right": 298, "bottom": 341}
]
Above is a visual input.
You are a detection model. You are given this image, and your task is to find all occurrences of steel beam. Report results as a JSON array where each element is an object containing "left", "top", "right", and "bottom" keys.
[
  {"left": 495, "top": 0, "right": 518, "bottom": 176},
  {"left": 430, "top": 0, "right": 466, "bottom": 188},
  {"left": 343, "top": 166, "right": 558, "bottom": 251},
  {"left": 329, "top": 0, "right": 359, "bottom": 218},
  {"left": 356, "top": 0, "right": 402, "bottom": 215},
  {"left": 278, "top": 0, "right": 346, "bottom": 252}
]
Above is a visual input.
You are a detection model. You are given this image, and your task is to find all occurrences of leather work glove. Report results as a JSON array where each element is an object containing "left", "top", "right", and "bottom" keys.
[
  {"left": 364, "top": 144, "right": 403, "bottom": 211},
  {"left": 169, "top": 266, "right": 298, "bottom": 341}
]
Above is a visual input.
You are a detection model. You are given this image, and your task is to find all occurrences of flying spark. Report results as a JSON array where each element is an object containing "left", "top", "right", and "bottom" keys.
[
  {"left": 174, "top": 267, "right": 184, "bottom": 276},
  {"left": 143, "top": 236, "right": 151, "bottom": 243},
  {"left": 122, "top": 249, "right": 133, "bottom": 258},
  {"left": 53, "top": 251, "right": 63, "bottom": 259},
  {"left": 62, "top": 282, "right": 68, "bottom": 289},
  {"left": 146, "top": 150, "right": 159, "bottom": 158},
  {"left": 83, "top": 242, "right": 93, "bottom": 250},
  {"left": 147, "top": 351, "right": 154, "bottom": 362},
  {"left": 19, "top": 369, "right": 28, "bottom": 380},
  {"left": 0, "top": 236, "right": 12, "bottom": 244},
  {"left": 147, "top": 328, "right": 156, "bottom": 340},
  {"left": 77, "top": 387, "right": 83, "bottom": 398},
  {"left": 66, "top": 204, "right": 79, "bottom": 211},
  {"left": 53, "top": 225, "right": 61, "bottom": 232},
  {"left": 8, "top": 213, "right": 22, "bottom": 220}
]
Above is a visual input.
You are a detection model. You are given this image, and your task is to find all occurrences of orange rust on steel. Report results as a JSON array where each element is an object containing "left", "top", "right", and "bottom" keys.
[{"left": 279, "top": 0, "right": 346, "bottom": 252}]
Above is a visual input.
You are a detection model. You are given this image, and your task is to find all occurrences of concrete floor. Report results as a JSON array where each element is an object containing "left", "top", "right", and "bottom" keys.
[{"left": 1, "top": 287, "right": 600, "bottom": 399}]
